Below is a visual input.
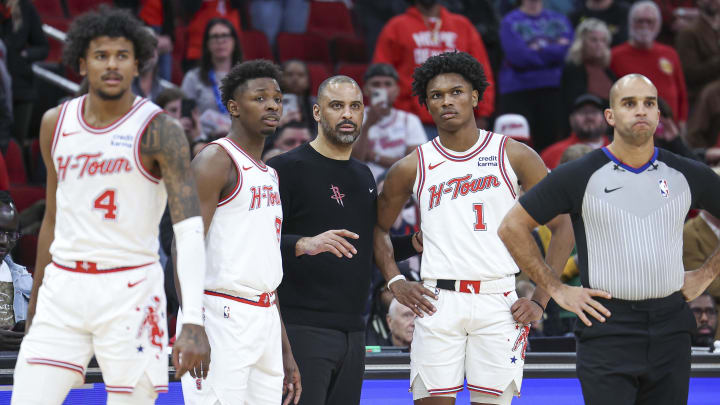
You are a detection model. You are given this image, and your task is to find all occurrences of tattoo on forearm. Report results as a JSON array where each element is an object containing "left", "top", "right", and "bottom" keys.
[{"left": 142, "top": 114, "right": 201, "bottom": 222}]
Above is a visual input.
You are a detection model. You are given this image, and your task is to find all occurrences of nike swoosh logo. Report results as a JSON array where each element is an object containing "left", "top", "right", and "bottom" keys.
[
  {"left": 242, "top": 166, "right": 253, "bottom": 171},
  {"left": 369, "top": 188, "right": 374, "bottom": 193},
  {"left": 428, "top": 161, "right": 446, "bottom": 170},
  {"left": 127, "top": 278, "right": 147, "bottom": 288},
  {"left": 62, "top": 130, "right": 81, "bottom": 137},
  {"left": 604, "top": 186, "right": 623, "bottom": 193}
]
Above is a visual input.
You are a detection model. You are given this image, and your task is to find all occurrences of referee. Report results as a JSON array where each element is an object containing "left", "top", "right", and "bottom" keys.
[{"left": 498, "top": 74, "right": 720, "bottom": 404}]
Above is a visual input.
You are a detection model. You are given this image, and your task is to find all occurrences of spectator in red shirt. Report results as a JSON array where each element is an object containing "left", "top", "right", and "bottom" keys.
[
  {"left": 184, "top": 0, "right": 242, "bottom": 65},
  {"left": 610, "top": 1, "right": 688, "bottom": 128},
  {"left": 373, "top": 0, "right": 495, "bottom": 139},
  {"left": 541, "top": 94, "right": 609, "bottom": 169}
]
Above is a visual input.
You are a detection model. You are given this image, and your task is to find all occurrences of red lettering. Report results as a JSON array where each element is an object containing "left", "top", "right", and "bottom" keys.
[
  {"left": 56, "top": 156, "right": 72, "bottom": 182},
  {"left": 428, "top": 182, "right": 444, "bottom": 210}
]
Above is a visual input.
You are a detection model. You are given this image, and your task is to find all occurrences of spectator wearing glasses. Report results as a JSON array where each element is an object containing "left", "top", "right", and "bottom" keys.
[
  {"left": 181, "top": 18, "right": 242, "bottom": 126},
  {"left": 0, "top": 190, "right": 32, "bottom": 350},
  {"left": 689, "top": 293, "right": 719, "bottom": 348}
]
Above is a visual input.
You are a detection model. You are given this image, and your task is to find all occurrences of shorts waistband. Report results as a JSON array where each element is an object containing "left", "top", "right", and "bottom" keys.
[
  {"left": 423, "top": 276, "right": 515, "bottom": 294},
  {"left": 597, "top": 291, "right": 685, "bottom": 311},
  {"left": 204, "top": 289, "right": 276, "bottom": 307},
  {"left": 52, "top": 260, "right": 154, "bottom": 274}
]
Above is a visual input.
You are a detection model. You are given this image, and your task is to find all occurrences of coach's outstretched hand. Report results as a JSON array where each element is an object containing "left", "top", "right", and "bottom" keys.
[
  {"left": 172, "top": 324, "right": 211, "bottom": 379},
  {"left": 282, "top": 351, "right": 302, "bottom": 405},
  {"left": 390, "top": 280, "right": 438, "bottom": 317},
  {"left": 295, "top": 229, "right": 359, "bottom": 258},
  {"left": 553, "top": 285, "right": 612, "bottom": 327}
]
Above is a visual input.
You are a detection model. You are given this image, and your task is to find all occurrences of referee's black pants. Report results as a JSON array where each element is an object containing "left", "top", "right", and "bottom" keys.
[
  {"left": 285, "top": 323, "right": 365, "bottom": 405},
  {"left": 575, "top": 291, "right": 697, "bottom": 405}
]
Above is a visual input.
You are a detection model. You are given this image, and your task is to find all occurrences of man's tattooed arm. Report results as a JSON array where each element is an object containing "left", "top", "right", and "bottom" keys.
[{"left": 141, "top": 113, "right": 201, "bottom": 222}]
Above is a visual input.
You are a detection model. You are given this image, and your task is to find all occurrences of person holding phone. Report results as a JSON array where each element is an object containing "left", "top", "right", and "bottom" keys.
[{"left": 352, "top": 64, "right": 427, "bottom": 180}]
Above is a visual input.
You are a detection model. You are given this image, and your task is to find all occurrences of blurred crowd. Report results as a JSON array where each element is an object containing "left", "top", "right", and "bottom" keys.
[{"left": 0, "top": 0, "right": 718, "bottom": 351}]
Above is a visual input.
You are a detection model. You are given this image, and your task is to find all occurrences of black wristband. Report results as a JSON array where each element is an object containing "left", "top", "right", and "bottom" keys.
[{"left": 531, "top": 299, "right": 545, "bottom": 312}]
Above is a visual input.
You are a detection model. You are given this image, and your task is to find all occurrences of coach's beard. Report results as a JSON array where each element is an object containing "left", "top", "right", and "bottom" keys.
[{"left": 321, "top": 119, "right": 360, "bottom": 145}]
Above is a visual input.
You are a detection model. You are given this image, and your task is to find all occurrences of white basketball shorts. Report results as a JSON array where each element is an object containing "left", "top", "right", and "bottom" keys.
[{"left": 16, "top": 261, "right": 169, "bottom": 394}]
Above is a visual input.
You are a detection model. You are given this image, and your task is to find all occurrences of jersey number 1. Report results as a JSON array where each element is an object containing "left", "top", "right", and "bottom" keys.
[
  {"left": 94, "top": 190, "right": 118, "bottom": 220},
  {"left": 473, "top": 203, "right": 486, "bottom": 231}
]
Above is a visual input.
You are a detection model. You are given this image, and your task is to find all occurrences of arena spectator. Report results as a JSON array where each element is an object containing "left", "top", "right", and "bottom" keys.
[
  {"left": 655, "top": 98, "right": 700, "bottom": 160},
  {"left": 675, "top": 0, "right": 720, "bottom": 109},
  {"left": 440, "top": 0, "right": 503, "bottom": 76},
  {"left": 352, "top": 63, "right": 426, "bottom": 180},
  {"left": 270, "top": 121, "right": 312, "bottom": 153},
  {"left": 249, "top": 0, "right": 309, "bottom": 47},
  {"left": 131, "top": 28, "right": 175, "bottom": 101},
  {"left": 610, "top": 1, "right": 688, "bottom": 126},
  {"left": 0, "top": 0, "right": 48, "bottom": 149},
  {"left": 541, "top": 94, "right": 609, "bottom": 169},
  {"left": 654, "top": 0, "right": 696, "bottom": 44},
  {"left": 570, "top": 0, "right": 629, "bottom": 47},
  {"left": 493, "top": 113, "right": 531, "bottom": 145},
  {"left": 137, "top": 0, "right": 175, "bottom": 81},
  {"left": 689, "top": 293, "right": 719, "bottom": 347},
  {"left": 154, "top": 87, "right": 185, "bottom": 120},
  {"left": 183, "top": 0, "right": 242, "bottom": 65},
  {"left": 0, "top": 191, "right": 32, "bottom": 350},
  {"left": 279, "top": 59, "right": 317, "bottom": 133},
  {"left": 686, "top": 80, "right": 720, "bottom": 149},
  {"left": 498, "top": 0, "right": 573, "bottom": 152},
  {"left": 385, "top": 299, "right": 415, "bottom": 348},
  {"left": 561, "top": 18, "right": 616, "bottom": 133},
  {"left": 181, "top": 18, "right": 241, "bottom": 135},
  {"left": 373, "top": 0, "right": 495, "bottom": 138}
]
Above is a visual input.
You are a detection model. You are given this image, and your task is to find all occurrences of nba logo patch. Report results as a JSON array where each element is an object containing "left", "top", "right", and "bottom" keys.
[
  {"left": 658, "top": 179, "right": 669, "bottom": 198},
  {"left": 223, "top": 306, "right": 230, "bottom": 319}
]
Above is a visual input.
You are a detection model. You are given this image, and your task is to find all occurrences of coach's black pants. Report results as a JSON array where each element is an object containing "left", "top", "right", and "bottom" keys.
[
  {"left": 575, "top": 291, "right": 697, "bottom": 405},
  {"left": 285, "top": 324, "right": 365, "bottom": 405}
]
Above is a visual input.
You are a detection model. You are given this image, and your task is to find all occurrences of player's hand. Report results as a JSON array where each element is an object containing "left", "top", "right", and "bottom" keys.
[
  {"left": 511, "top": 297, "right": 543, "bottom": 324},
  {"left": 296, "top": 230, "right": 359, "bottom": 258},
  {"left": 282, "top": 351, "right": 302, "bottom": 405},
  {"left": 411, "top": 231, "right": 423, "bottom": 253},
  {"left": 172, "top": 324, "right": 211, "bottom": 379},
  {"left": 552, "top": 285, "right": 612, "bottom": 327},
  {"left": 681, "top": 269, "right": 713, "bottom": 302},
  {"left": 389, "top": 280, "right": 437, "bottom": 317}
]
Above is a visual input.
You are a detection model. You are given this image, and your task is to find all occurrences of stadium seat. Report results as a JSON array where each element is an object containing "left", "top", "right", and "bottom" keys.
[
  {"left": 306, "top": 63, "right": 332, "bottom": 97},
  {"left": 4, "top": 140, "right": 27, "bottom": 185},
  {"left": 9, "top": 186, "right": 45, "bottom": 213},
  {"left": 240, "top": 30, "right": 273, "bottom": 61},
  {"left": 276, "top": 32, "right": 331, "bottom": 65},
  {"left": 67, "top": 0, "right": 112, "bottom": 16},
  {"left": 307, "top": 1, "right": 355, "bottom": 37},
  {"left": 331, "top": 35, "right": 368, "bottom": 65},
  {"left": 16, "top": 234, "right": 38, "bottom": 272},
  {"left": 336, "top": 63, "right": 368, "bottom": 89}
]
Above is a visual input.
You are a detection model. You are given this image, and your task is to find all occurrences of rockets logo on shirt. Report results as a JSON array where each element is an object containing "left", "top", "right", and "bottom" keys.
[
  {"left": 56, "top": 152, "right": 132, "bottom": 182},
  {"left": 249, "top": 185, "right": 280, "bottom": 210},
  {"left": 426, "top": 173, "right": 501, "bottom": 210}
]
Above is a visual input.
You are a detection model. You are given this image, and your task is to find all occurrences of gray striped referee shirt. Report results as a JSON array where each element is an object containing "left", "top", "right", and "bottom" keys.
[{"left": 520, "top": 147, "right": 720, "bottom": 301}]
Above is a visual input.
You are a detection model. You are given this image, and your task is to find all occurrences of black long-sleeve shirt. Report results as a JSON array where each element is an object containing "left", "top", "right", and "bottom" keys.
[{"left": 268, "top": 143, "right": 415, "bottom": 332}]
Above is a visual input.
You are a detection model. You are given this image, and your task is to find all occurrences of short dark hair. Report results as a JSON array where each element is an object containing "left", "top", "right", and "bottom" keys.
[
  {"left": 411, "top": 51, "right": 489, "bottom": 107},
  {"left": 220, "top": 60, "right": 282, "bottom": 109},
  {"left": 155, "top": 88, "right": 185, "bottom": 109},
  {"left": 364, "top": 63, "right": 398, "bottom": 83},
  {"left": 0, "top": 191, "right": 13, "bottom": 206},
  {"left": 63, "top": 5, "right": 157, "bottom": 72}
]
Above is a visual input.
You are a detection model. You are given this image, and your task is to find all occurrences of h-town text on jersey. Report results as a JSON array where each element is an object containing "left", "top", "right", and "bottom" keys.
[
  {"left": 56, "top": 152, "right": 132, "bottom": 182},
  {"left": 427, "top": 173, "right": 501, "bottom": 210}
]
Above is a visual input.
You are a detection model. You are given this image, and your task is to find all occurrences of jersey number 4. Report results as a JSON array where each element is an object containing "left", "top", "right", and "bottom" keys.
[
  {"left": 94, "top": 189, "right": 118, "bottom": 220},
  {"left": 473, "top": 203, "right": 487, "bottom": 231}
]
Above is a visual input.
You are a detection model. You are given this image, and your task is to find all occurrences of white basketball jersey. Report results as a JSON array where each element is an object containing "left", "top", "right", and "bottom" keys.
[
  {"left": 204, "top": 138, "right": 283, "bottom": 295},
  {"left": 50, "top": 95, "right": 167, "bottom": 268},
  {"left": 413, "top": 130, "right": 520, "bottom": 281}
]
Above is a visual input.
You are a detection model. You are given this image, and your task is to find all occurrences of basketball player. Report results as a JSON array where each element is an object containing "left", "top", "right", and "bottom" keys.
[
  {"left": 179, "top": 60, "right": 301, "bottom": 405},
  {"left": 374, "top": 51, "right": 586, "bottom": 404},
  {"left": 12, "top": 8, "right": 210, "bottom": 405}
]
